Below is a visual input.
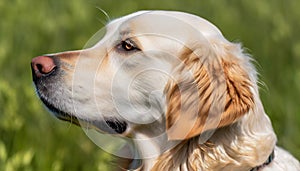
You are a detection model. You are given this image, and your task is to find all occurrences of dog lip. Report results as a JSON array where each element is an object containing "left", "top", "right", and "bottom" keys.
[
  {"left": 39, "top": 97, "right": 128, "bottom": 134},
  {"left": 39, "top": 96, "right": 79, "bottom": 123},
  {"left": 104, "top": 119, "right": 128, "bottom": 134}
]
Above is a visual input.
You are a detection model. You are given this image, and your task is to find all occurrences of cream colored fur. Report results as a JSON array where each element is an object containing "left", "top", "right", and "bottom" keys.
[{"left": 34, "top": 11, "right": 300, "bottom": 171}]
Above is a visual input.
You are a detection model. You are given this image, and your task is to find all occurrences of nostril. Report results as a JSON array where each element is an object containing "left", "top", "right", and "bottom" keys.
[
  {"left": 36, "top": 64, "right": 44, "bottom": 73},
  {"left": 36, "top": 63, "right": 56, "bottom": 75},
  {"left": 31, "top": 56, "right": 56, "bottom": 78}
]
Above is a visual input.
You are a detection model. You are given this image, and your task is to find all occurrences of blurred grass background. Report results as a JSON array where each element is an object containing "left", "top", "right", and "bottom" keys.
[{"left": 0, "top": 0, "right": 299, "bottom": 170}]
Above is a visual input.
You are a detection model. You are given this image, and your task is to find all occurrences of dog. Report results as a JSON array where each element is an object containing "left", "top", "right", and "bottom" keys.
[{"left": 31, "top": 10, "right": 300, "bottom": 171}]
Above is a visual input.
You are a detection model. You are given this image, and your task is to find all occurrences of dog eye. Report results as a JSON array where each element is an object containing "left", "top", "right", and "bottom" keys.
[
  {"left": 118, "top": 39, "right": 140, "bottom": 52},
  {"left": 122, "top": 41, "right": 134, "bottom": 51}
]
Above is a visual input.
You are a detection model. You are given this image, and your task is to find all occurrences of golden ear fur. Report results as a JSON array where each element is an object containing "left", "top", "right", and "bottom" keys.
[{"left": 165, "top": 43, "right": 254, "bottom": 140}]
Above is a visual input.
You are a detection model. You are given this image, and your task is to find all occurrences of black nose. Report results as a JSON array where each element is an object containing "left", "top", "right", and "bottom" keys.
[{"left": 31, "top": 56, "right": 56, "bottom": 79}]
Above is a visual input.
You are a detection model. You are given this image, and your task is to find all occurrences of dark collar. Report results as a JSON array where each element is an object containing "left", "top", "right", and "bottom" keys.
[{"left": 250, "top": 150, "right": 275, "bottom": 171}]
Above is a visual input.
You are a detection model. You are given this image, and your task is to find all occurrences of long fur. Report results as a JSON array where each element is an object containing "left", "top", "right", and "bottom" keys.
[{"left": 32, "top": 11, "right": 300, "bottom": 171}]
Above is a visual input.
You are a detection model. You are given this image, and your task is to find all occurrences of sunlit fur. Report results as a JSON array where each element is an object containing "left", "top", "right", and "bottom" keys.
[{"left": 35, "top": 11, "right": 300, "bottom": 170}]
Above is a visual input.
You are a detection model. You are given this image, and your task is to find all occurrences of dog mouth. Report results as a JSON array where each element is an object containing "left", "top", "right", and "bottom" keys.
[
  {"left": 39, "top": 96, "right": 128, "bottom": 134},
  {"left": 31, "top": 55, "right": 128, "bottom": 135},
  {"left": 39, "top": 97, "right": 80, "bottom": 125}
]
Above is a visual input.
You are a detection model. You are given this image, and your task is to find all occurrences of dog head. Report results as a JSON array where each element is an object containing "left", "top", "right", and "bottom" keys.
[{"left": 31, "top": 10, "right": 255, "bottom": 145}]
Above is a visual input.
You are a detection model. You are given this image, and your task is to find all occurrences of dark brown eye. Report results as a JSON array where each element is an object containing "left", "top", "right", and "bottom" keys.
[
  {"left": 120, "top": 39, "right": 139, "bottom": 52},
  {"left": 123, "top": 41, "right": 133, "bottom": 50}
]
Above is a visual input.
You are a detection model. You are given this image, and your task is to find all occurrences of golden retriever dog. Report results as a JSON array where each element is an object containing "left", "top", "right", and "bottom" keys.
[{"left": 31, "top": 11, "right": 300, "bottom": 171}]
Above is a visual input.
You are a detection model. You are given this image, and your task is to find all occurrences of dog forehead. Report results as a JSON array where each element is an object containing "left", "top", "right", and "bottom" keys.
[
  {"left": 110, "top": 10, "right": 223, "bottom": 40},
  {"left": 107, "top": 11, "right": 148, "bottom": 29},
  {"left": 151, "top": 11, "right": 223, "bottom": 38}
]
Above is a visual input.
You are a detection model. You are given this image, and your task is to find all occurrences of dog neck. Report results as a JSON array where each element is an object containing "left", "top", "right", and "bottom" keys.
[
  {"left": 131, "top": 120, "right": 179, "bottom": 170},
  {"left": 132, "top": 101, "right": 276, "bottom": 171}
]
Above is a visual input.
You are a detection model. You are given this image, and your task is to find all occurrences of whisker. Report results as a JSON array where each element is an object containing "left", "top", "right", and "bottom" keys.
[{"left": 96, "top": 7, "right": 111, "bottom": 24}]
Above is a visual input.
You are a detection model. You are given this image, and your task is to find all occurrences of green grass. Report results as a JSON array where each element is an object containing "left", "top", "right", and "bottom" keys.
[{"left": 1, "top": 0, "right": 299, "bottom": 170}]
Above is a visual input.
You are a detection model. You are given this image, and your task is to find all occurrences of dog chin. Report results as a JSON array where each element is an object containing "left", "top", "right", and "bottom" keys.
[
  {"left": 39, "top": 96, "right": 74, "bottom": 121},
  {"left": 39, "top": 96, "right": 128, "bottom": 134}
]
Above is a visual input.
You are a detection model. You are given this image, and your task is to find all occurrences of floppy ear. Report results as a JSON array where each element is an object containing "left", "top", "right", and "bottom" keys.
[{"left": 164, "top": 43, "right": 254, "bottom": 140}]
